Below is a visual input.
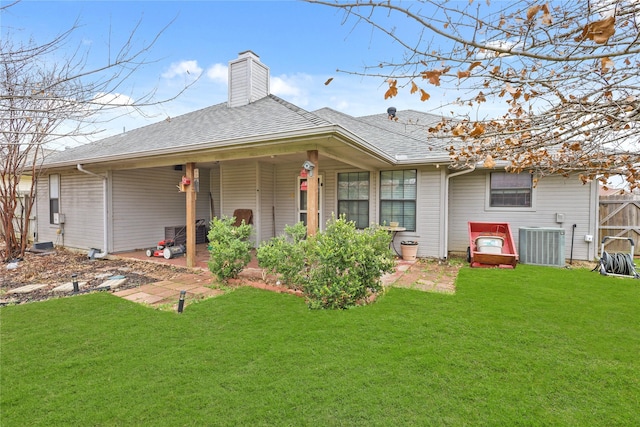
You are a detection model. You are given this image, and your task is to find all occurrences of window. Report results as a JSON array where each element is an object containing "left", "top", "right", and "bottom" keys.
[
  {"left": 49, "top": 174, "right": 60, "bottom": 224},
  {"left": 380, "top": 170, "right": 416, "bottom": 231},
  {"left": 490, "top": 172, "right": 532, "bottom": 207},
  {"left": 337, "top": 172, "right": 370, "bottom": 229}
]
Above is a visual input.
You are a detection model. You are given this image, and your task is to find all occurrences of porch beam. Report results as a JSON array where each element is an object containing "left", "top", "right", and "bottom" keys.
[
  {"left": 186, "top": 162, "right": 196, "bottom": 268},
  {"left": 306, "top": 150, "right": 319, "bottom": 236}
]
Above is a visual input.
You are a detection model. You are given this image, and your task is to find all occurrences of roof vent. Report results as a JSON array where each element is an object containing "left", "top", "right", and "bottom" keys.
[{"left": 387, "top": 107, "right": 397, "bottom": 119}]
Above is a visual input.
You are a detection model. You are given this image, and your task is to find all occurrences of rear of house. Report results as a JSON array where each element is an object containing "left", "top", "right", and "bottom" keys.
[{"left": 34, "top": 51, "right": 599, "bottom": 263}]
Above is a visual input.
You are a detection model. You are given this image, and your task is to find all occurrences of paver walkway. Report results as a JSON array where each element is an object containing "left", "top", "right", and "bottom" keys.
[
  {"left": 109, "top": 258, "right": 459, "bottom": 309},
  {"left": 4, "top": 252, "right": 459, "bottom": 309},
  {"left": 113, "top": 272, "right": 223, "bottom": 308}
]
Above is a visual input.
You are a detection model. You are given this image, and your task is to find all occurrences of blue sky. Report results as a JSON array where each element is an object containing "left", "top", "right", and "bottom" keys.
[{"left": 4, "top": 0, "right": 464, "bottom": 141}]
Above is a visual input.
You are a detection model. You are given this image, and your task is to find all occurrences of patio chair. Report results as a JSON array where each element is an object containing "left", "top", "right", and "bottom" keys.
[{"left": 232, "top": 209, "right": 253, "bottom": 226}]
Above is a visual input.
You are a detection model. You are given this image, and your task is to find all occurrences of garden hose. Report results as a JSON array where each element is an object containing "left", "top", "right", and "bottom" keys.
[{"left": 597, "top": 251, "right": 640, "bottom": 278}]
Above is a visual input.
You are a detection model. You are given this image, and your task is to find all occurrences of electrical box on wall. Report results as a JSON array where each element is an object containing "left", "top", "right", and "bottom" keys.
[
  {"left": 585, "top": 234, "right": 593, "bottom": 242},
  {"left": 556, "top": 213, "right": 565, "bottom": 223}
]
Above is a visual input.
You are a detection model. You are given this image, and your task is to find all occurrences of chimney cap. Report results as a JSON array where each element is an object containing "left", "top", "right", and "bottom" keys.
[{"left": 238, "top": 50, "right": 260, "bottom": 60}]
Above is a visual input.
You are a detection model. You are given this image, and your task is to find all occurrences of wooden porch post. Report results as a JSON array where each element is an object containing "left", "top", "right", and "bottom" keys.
[
  {"left": 306, "top": 150, "right": 319, "bottom": 236},
  {"left": 186, "top": 162, "right": 196, "bottom": 268}
]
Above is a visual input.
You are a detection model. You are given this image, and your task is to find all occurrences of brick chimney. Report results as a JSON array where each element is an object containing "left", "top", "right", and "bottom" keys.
[{"left": 228, "top": 51, "right": 270, "bottom": 108}]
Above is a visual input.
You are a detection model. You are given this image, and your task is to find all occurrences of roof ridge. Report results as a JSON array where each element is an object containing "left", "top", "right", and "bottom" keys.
[
  {"left": 268, "top": 95, "right": 331, "bottom": 127},
  {"left": 356, "top": 108, "right": 443, "bottom": 120},
  {"left": 319, "top": 106, "right": 444, "bottom": 147}
]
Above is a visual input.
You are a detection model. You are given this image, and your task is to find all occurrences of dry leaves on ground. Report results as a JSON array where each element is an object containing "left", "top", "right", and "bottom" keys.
[{"left": 1, "top": 248, "right": 194, "bottom": 305}]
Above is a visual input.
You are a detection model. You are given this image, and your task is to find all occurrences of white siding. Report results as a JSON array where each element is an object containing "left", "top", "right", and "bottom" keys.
[
  {"left": 272, "top": 159, "right": 347, "bottom": 235},
  {"left": 35, "top": 171, "right": 104, "bottom": 250},
  {"left": 270, "top": 162, "right": 443, "bottom": 258},
  {"left": 258, "top": 162, "right": 275, "bottom": 241},
  {"left": 228, "top": 52, "right": 269, "bottom": 108},
  {"left": 415, "top": 168, "right": 443, "bottom": 258},
  {"left": 274, "top": 164, "right": 300, "bottom": 234},
  {"left": 448, "top": 171, "right": 596, "bottom": 261},
  {"left": 220, "top": 161, "right": 258, "bottom": 245},
  {"left": 374, "top": 167, "right": 442, "bottom": 258},
  {"left": 210, "top": 163, "right": 221, "bottom": 218},
  {"left": 111, "top": 167, "right": 211, "bottom": 252}
]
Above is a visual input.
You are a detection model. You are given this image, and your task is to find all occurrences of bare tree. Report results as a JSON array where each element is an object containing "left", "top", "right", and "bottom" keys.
[
  {"left": 309, "top": 0, "right": 640, "bottom": 189},
  {"left": 0, "top": 7, "right": 195, "bottom": 262}
]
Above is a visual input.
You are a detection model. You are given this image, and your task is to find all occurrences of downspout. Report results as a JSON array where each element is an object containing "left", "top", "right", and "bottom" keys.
[
  {"left": 440, "top": 164, "right": 476, "bottom": 260},
  {"left": 77, "top": 164, "right": 109, "bottom": 257}
]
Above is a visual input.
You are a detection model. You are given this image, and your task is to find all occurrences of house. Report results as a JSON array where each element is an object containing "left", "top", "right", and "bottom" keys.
[{"left": 34, "top": 51, "right": 599, "bottom": 265}]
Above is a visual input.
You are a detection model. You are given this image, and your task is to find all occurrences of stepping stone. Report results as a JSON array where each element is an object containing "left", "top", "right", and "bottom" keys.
[
  {"left": 122, "top": 292, "right": 164, "bottom": 304},
  {"left": 96, "top": 277, "right": 128, "bottom": 290},
  {"left": 52, "top": 281, "right": 88, "bottom": 293},
  {"left": 94, "top": 273, "right": 113, "bottom": 279},
  {"left": 7, "top": 284, "right": 49, "bottom": 294}
]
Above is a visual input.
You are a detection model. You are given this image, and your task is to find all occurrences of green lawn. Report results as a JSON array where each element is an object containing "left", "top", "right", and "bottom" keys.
[{"left": 1, "top": 265, "right": 639, "bottom": 426}]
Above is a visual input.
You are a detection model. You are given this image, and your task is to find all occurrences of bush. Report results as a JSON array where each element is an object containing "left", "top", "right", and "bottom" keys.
[
  {"left": 207, "top": 216, "right": 253, "bottom": 281},
  {"left": 256, "top": 222, "right": 308, "bottom": 288},
  {"left": 304, "top": 216, "right": 395, "bottom": 309}
]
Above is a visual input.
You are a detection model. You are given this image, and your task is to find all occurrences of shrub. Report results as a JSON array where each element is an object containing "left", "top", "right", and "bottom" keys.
[
  {"left": 256, "top": 222, "right": 308, "bottom": 288},
  {"left": 304, "top": 215, "right": 395, "bottom": 309},
  {"left": 207, "top": 216, "right": 253, "bottom": 281}
]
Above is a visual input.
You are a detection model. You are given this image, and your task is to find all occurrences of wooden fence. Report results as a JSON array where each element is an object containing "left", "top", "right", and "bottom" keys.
[{"left": 599, "top": 193, "right": 640, "bottom": 254}]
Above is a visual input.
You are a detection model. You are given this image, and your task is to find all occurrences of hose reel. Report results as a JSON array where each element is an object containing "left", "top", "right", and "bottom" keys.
[{"left": 595, "top": 237, "right": 639, "bottom": 279}]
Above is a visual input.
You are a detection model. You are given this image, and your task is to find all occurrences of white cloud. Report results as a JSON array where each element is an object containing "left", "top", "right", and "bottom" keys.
[
  {"left": 270, "top": 73, "right": 312, "bottom": 107},
  {"left": 332, "top": 98, "right": 350, "bottom": 111},
  {"left": 271, "top": 75, "right": 302, "bottom": 97},
  {"left": 92, "top": 92, "right": 134, "bottom": 106},
  {"left": 476, "top": 40, "right": 524, "bottom": 59},
  {"left": 206, "top": 63, "right": 228, "bottom": 84},
  {"left": 162, "top": 60, "right": 203, "bottom": 79}
]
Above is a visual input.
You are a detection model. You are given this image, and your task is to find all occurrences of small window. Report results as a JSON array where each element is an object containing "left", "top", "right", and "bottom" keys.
[
  {"left": 49, "top": 174, "right": 60, "bottom": 224},
  {"left": 337, "top": 172, "right": 370, "bottom": 229},
  {"left": 490, "top": 172, "right": 532, "bottom": 207},
  {"left": 380, "top": 170, "right": 416, "bottom": 231}
]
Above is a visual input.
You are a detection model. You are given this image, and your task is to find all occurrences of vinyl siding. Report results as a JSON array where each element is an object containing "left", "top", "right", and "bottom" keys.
[
  {"left": 228, "top": 54, "right": 269, "bottom": 108},
  {"left": 220, "top": 161, "right": 258, "bottom": 245},
  {"left": 415, "top": 167, "right": 443, "bottom": 258},
  {"left": 111, "top": 167, "right": 211, "bottom": 252},
  {"left": 271, "top": 159, "right": 358, "bottom": 235},
  {"left": 448, "top": 171, "right": 595, "bottom": 261},
  {"left": 375, "top": 167, "right": 442, "bottom": 258},
  {"left": 35, "top": 171, "right": 104, "bottom": 250},
  {"left": 270, "top": 163, "right": 443, "bottom": 258},
  {"left": 273, "top": 164, "right": 300, "bottom": 234},
  {"left": 258, "top": 162, "right": 275, "bottom": 241},
  {"left": 210, "top": 163, "right": 221, "bottom": 218}
]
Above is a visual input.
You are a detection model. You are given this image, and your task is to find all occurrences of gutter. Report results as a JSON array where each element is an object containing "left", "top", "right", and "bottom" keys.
[
  {"left": 440, "top": 164, "right": 477, "bottom": 259},
  {"left": 77, "top": 164, "right": 109, "bottom": 258}
]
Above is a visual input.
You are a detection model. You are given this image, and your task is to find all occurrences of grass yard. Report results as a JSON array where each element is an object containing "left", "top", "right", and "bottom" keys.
[{"left": 1, "top": 264, "right": 639, "bottom": 426}]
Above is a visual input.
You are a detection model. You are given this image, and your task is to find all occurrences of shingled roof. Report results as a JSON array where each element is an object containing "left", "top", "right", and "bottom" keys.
[
  {"left": 44, "top": 97, "right": 455, "bottom": 167},
  {"left": 43, "top": 52, "right": 457, "bottom": 168}
]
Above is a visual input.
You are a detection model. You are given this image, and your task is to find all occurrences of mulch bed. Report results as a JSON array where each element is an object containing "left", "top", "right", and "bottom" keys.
[{"left": 1, "top": 248, "right": 194, "bottom": 306}]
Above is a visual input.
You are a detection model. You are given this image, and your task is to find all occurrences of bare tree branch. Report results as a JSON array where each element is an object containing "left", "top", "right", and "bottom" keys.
[
  {"left": 308, "top": 0, "right": 640, "bottom": 190},
  {"left": 0, "top": 6, "right": 197, "bottom": 261}
]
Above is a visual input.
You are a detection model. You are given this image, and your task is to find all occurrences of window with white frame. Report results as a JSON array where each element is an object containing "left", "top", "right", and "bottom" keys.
[
  {"left": 337, "top": 172, "right": 370, "bottom": 229},
  {"left": 380, "top": 169, "right": 416, "bottom": 231},
  {"left": 489, "top": 172, "right": 532, "bottom": 207},
  {"left": 49, "top": 174, "right": 60, "bottom": 224}
]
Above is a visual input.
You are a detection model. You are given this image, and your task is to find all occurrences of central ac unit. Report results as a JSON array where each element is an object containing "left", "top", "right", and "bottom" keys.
[{"left": 519, "top": 227, "right": 566, "bottom": 267}]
